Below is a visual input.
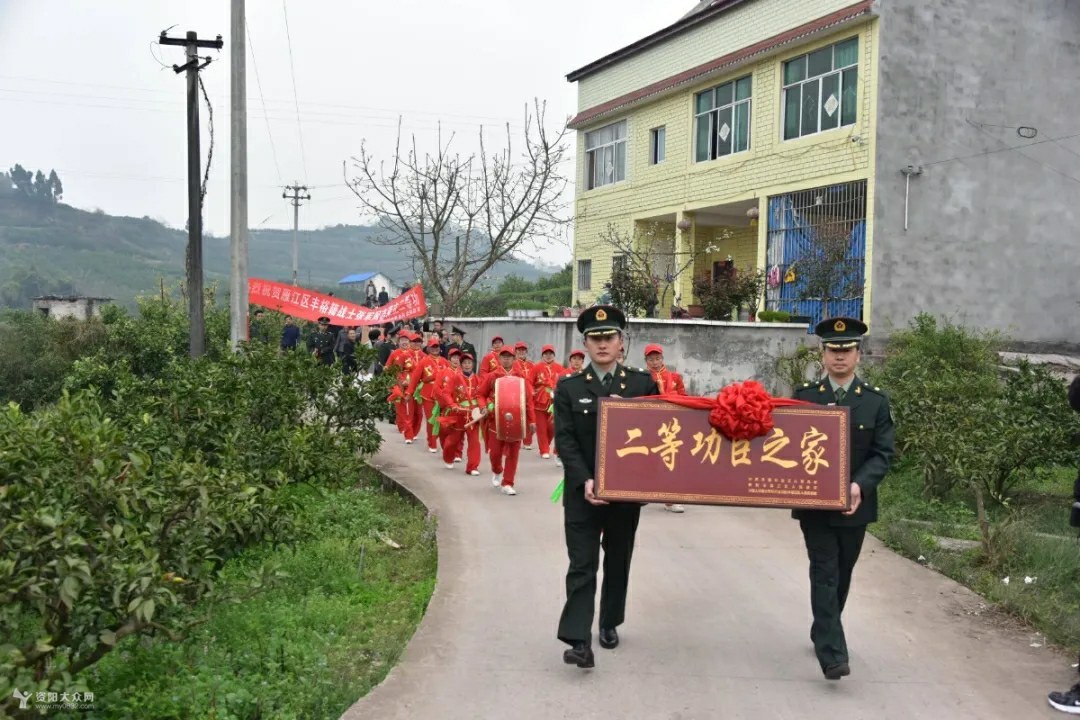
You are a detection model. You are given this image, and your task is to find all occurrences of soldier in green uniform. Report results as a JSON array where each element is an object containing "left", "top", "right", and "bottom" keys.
[
  {"left": 306, "top": 316, "right": 335, "bottom": 365},
  {"left": 452, "top": 327, "right": 478, "bottom": 364},
  {"left": 554, "top": 305, "right": 660, "bottom": 669},
  {"left": 793, "top": 316, "right": 895, "bottom": 681}
]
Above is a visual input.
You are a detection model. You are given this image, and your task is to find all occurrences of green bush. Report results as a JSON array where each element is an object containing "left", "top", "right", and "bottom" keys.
[
  {"left": 0, "top": 296, "right": 390, "bottom": 714},
  {"left": 774, "top": 344, "right": 823, "bottom": 395},
  {"left": 0, "top": 311, "right": 109, "bottom": 411},
  {"left": 757, "top": 309, "right": 792, "bottom": 323},
  {"left": 868, "top": 314, "right": 1080, "bottom": 504}
]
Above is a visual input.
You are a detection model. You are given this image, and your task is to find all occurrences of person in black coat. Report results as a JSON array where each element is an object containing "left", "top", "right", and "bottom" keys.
[
  {"left": 792, "top": 317, "right": 894, "bottom": 681},
  {"left": 1046, "top": 376, "right": 1080, "bottom": 714},
  {"left": 554, "top": 305, "right": 659, "bottom": 669}
]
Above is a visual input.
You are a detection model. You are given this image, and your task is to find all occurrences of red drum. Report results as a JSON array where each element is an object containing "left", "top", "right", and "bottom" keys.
[{"left": 494, "top": 375, "right": 526, "bottom": 441}]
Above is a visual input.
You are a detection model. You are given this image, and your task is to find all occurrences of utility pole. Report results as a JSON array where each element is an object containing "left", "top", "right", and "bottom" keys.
[
  {"left": 160, "top": 29, "right": 223, "bottom": 358},
  {"left": 283, "top": 183, "right": 310, "bottom": 286},
  {"left": 229, "top": 0, "right": 248, "bottom": 350}
]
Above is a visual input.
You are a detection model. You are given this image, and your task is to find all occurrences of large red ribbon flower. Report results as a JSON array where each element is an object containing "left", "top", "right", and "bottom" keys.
[{"left": 656, "top": 381, "right": 809, "bottom": 441}]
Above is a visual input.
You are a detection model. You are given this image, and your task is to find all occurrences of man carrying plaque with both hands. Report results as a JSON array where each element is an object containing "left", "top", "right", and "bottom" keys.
[{"left": 554, "top": 305, "right": 658, "bottom": 669}]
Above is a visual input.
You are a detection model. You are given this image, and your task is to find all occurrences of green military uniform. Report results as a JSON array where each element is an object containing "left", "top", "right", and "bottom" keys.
[
  {"left": 554, "top": 305, "right": 660, "bottom": 668},
  {"left": 792, "top": 317, "right": 895, "bottom": 680},
  {"left": 451, "top": 327, "right": 477, "bottom": 363},
  {"left": 306, "top": 316, "right": 335, "bottom": 365}
]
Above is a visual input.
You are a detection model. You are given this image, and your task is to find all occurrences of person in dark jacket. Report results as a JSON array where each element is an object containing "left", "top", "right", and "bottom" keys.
[
  {"left": 378, "top": 286, "right": 390, "bottom": 306},
  {"left": 249, "top": 309, "right": 270, "bottom": 343},
  {"left": 340, "top": 328, "right": 358, "bottom": 375},
  {"left": 792, "top": 317, "right": 894, "bottom": 681},
  {"left": 306, "top": 317, "right": 335, "bottom": 365},
  {"left": 280, "top": 316, "right": 301, "bottom": 350},
  {"left": 1046, "top": 377, "right": 1080, "bottom": 714},
  {"left": 554, "top": 305, "right": 659, "bottom": 669}
]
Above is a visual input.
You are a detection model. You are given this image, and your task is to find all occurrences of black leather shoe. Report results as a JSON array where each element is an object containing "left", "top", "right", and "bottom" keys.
[
  {"left": 563, "top": 642, "right": 595, "bottom": 668},
  {"left": 598, "top": 627, "right": 619, "bottom": 649},
  {"left": 824, "top": 662, "right": 850, "bottom": 680}
]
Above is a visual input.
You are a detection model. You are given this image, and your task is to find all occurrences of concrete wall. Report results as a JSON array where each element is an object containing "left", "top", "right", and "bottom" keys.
[
  {"left": 31, "top": 298, "right": 109, "bottom": 320},
  {"left": 445, "top": 317, "right": 818, "bottom": 395},
  {"left": 871, "top": 0, "right": 1080, "bottom": 351}
]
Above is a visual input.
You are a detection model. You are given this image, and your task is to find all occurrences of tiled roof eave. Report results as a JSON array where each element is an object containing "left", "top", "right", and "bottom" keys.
[{"left": 567, "top": 0, "right": 874, "bottom": 130}]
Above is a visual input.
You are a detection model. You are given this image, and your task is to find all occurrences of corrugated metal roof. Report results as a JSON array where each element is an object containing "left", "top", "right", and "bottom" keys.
[{"left": 338, "top": 272, "right": 377, "bottom": 284}]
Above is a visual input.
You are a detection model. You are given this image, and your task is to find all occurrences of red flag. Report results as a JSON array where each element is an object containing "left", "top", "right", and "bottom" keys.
[{"left": 248, "top": 278, "right": 427, "bottom": 325}]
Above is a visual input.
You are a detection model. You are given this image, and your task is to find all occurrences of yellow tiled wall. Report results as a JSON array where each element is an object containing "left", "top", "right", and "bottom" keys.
[{"left": 572, "top": 18, "right": 879, "bottom": 314}]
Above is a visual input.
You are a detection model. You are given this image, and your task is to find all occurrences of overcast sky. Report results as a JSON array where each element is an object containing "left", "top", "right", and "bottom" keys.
[{"left": 0, "top": 0, "right": 684, "bottom": 265}]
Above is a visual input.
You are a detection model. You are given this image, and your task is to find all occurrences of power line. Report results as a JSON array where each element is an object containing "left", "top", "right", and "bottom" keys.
[
  {"left": 198, "top": 73, "right": 215, "bottom": 206},
  {"left": 960, "top": 121, "right": 1080, "bottom": 187},
  {"left": 281, "top": 0, "right": 309, "bottom": 183},
  {"left": 245, "top": 21, "right": 283, "bottom": 185},
  {"left": 0, "top": 73, "right": 530, "bottom": 124},
  {"left": 0, "top": 85, "right": 527, "bottom": 129},
  {"left": 923, "top": 128, "right": 1080, "bottom": 169}
]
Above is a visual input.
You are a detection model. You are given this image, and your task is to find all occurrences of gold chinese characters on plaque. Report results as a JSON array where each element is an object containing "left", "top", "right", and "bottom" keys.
[{"left": 596, "top": 398, "right": 850, "bottom": 510}]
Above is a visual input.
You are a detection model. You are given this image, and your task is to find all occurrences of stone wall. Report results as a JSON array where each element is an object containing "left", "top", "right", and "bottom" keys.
[{"left": 444, "top": 317, "right": 818, "bottom": 395}]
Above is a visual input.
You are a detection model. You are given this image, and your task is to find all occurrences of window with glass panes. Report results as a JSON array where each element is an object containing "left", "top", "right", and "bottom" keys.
[
  {"left": 650, "top": 127, "right": 666, "bottom": 164},
  {"left": 577, "top": 260, "right": 592, "bottom": 290},
  {"left": 585, "top": 121, "right": 627, "bottom": 189},
  {"left": 695, "top": 76, "right": 752, "bottom": 162},
  {"left": 782, "top": 37, "right": 858, "bottom": 140}
]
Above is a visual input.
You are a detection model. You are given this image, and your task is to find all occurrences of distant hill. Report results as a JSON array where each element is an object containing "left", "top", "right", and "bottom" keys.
[{"left": 0, "top": 194, "right": 552, "bottom": 308}]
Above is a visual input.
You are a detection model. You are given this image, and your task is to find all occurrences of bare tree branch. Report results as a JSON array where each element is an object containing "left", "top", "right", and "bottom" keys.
[{"left": 345, "top": 100, "right": 570, "bottom": 315}]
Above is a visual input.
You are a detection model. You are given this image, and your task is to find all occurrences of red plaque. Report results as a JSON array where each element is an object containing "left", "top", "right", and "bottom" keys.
[
  {"left": 494, "top": 376, "right": 526, "bottom": 441},
  {"left": 596, "top": 398, "right": 850, "bottom": 510}
]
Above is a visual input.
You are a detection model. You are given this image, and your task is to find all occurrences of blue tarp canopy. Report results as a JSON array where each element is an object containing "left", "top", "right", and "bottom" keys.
[{"left": 338, "top": 272, "right": 377, "bottom": 285}]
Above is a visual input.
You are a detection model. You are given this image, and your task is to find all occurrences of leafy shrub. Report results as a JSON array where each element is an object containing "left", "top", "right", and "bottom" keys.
[
  {"left": 774, "top": 344, "right": 823, "bottom": 395},
  {"left": 691, "top": 268, "right": 765, "bottom": 321},
  {"left": 757, "top": 309, "right": 792, "bottom": 323},
  {"left": 869, "top": 314, "right": 1080, "bottom": 504},
  {"left": 0, "top": 296, "right": 390, "bottom": 713},
  {"left": 0, "top": 311, "right": 109, "bottom": 411}
]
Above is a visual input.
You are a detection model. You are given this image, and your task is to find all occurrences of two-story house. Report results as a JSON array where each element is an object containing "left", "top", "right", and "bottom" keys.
[{"left": 567, "top": 0, "right": 1080, "bottom": 349}]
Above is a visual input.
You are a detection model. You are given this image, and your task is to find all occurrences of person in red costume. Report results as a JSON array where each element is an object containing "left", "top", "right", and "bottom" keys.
[
  {"left": 478, "top": 335, "right": 505, "bottom": 378},
  {"left": 565, "top": 349, "right": 585, "bottom": 374},
  {"left": 478, "top": 347, "right": 536, "bottom": 495},
  {"left": 644, "top": 343, "right": 688, "bottom": 513},
  {"left": 407, "top": 337, "right": 448, "bottom": 452},
  {"left": 644, "top": 344, "right": 686, "bottom": 395},
  {"left": 436, "top": 350, "right": 484, "bottom": 476},
  {"left": 528, "top": 344, "right": 563, "bottom": 459},
  {"left": 513, "top": 341, "right": 536, "bottom": 449},
  {"left": 385, "top": 333, "right": 419, "bottom": 442}
]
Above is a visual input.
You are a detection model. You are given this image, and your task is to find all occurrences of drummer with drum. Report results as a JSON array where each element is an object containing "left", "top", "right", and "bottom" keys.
[{"left": 478, "top": 346, "right": 536, "bottom": 496}]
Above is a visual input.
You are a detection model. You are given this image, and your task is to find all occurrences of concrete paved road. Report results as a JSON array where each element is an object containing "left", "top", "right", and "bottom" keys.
[{"left": 342, "top": 424, "right": 1073, "bottom": 720}]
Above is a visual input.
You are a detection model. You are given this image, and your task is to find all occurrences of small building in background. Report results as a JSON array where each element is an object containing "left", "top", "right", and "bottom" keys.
[
  {"left": 337, "top": 272, "right": 399, "bottom": 300},
  {"left": 32, "top": 295, "right": 112, "bottom": 320}
]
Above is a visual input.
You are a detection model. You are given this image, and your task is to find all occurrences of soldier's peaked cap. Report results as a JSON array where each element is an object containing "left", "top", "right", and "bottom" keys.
[
  {"left": 814, "top": 316, "right": 868, "bottom": 348},
  {"left": 317, "top": 316, "right": 331, "bottom": 324},
  {"left": 577, "top": 304, "right": 626, "bottom": 337}
]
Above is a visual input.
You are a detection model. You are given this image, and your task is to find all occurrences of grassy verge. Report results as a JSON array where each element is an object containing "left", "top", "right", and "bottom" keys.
[
  {"left": 60, "top": 467, "right": 437, "bottom": 720},
  {"left": 872, "top": 462, "right": 1080, "bottom": 649}
]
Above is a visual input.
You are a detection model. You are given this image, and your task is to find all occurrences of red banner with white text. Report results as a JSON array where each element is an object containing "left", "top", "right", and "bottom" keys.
[{"left": 248, "top": 278, "right": 427, "bottom": 325}]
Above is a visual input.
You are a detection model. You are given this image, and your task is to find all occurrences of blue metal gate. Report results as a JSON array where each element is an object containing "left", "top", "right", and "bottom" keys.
[{"left": 764, "top": 180, "right": 867, "bottom": 329}]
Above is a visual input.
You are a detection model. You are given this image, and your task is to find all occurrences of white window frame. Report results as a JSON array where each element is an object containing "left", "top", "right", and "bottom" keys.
[
  {"left": 577, "top": 260, "right": 592, "bottom": 290},
  {"left": 694, "top": 75, "right": 753, "bottom": 162},
  {"left": 781, "top": 37, "right": 859, "bottom": 141},
  {"left": 585, "top": 120, "right": 628, "bottom": 190},
  {"left": 650, "top": 127, "right": 666, "bottom": 165}
]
